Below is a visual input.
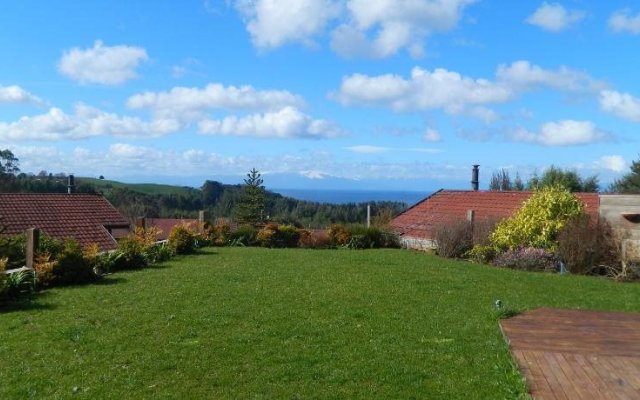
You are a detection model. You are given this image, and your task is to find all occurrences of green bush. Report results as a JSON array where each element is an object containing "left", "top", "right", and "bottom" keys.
[
  {"left": 490, "top": 185, "right": 584, "bottom": 251},
  {"left": 168, "top": 225, "right": 196, "bottom": 254},
  {"left": 0, "top": 233, "right": 26, "bottom": 270},
  {"left": 145, "top": 243, "right": 175, "bottom": 264},
  {"left": 114, "top": 236, "right": 148, "bottom": 270},
  {"left": 226, "top": 225, "right": 258, "bottom": 246},
  {"left": 53, "top": 239, "right": 98, "bottom": 285}
]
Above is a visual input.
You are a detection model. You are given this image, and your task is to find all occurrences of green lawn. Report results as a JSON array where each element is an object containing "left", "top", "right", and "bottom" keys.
[{"left": 2, "top": 248, "right": 639, "bottom": 399}]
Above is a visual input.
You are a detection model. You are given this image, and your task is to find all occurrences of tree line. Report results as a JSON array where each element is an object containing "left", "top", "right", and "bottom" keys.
[{"left": 0, "top": 150, "right": 405, "bottom": 228}]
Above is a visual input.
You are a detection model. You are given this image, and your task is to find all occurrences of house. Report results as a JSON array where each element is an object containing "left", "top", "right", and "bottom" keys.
[
  {"left": 0, "top": 193, "right": 130, "bottom": 251},
  {"left": 391, "top": 189, "right": 600, "bottom": 251}
]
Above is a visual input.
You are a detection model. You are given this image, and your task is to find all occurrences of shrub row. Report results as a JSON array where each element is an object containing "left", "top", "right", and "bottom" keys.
[{"left": 202, "top": 222, "right": 399, "bottom": 250}]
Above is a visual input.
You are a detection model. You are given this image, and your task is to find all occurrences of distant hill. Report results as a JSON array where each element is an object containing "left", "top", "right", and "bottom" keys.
[{"left": 79, "top": 177, "right": 199, "bottom": 197}]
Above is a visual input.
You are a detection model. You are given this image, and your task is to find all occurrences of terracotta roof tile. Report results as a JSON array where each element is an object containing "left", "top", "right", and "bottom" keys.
[
  {"left": 0, "top": 193, "right": 130, "bottom": 251},
  {"left": 391, "top": 190, "right": 599, "bottom": 240}
]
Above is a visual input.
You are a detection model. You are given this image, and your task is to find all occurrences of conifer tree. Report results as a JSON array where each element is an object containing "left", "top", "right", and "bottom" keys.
[{"left": 234, "top": 168, "right": 266, "bottom": 226}]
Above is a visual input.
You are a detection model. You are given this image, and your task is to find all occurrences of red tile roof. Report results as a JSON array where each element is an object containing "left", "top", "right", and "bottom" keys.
[
  {"left": 391, "top": 190, "right": 600, "bottom": 240},
  {"left": 0, "top": 193, "right": 130, "bottom": 251}
]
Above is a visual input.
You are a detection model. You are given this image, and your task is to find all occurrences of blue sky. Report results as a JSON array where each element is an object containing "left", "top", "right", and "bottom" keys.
[{"left": 2, "top": 1, "right": 640, "bottom": 191}]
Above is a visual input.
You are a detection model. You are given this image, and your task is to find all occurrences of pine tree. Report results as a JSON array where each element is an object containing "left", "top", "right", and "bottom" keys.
[
  {"left": 610, "top": 158, "right": 640, "bottom": 193},
  {"left": 234, "top": 168, "right": 266, "bottom": 226}
]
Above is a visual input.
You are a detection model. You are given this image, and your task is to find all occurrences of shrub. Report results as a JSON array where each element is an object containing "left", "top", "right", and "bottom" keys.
[
  {"left": 145, "top": 243, "right": 174, "bottom": 264},
  {"left": 53, "top": 239, "right": 98, "bottom": 285},
  {"left": 557, "top": 216, "right": 622, "bottom": 276},
  {"left": 34, "top": 253, "right": 57, "bottom": 287},
  {"left": 256, "top": 223, "right": 278, "bottom": 247},
  {"left": 466, "top": 245, "right": 497, "bottom": 264},
  {"left": 210, "top": 222, "right": 232, "bottom": 246},
  {"left": 297, "top": 230, "right": 332, "bottom": 249},
  {"left": 328, "top": 224, "right": 351, "bottom": 247},
  {"left": 491, "top": 186, "right": 583, "bottom": 251},
  {"left": 0, "top": 257, "right": 7, "bottom": 272},
  {"left": 434, "top": 219, "right": 473, "bottom": 258},
  {"left": 493, "top": 247, "right": 557, "bottom": 272},
  {"left": 226, "top": 225, "right": 258, "bottom": 247},
  {"left": 277, "top": 225, "right": 301, "bottom": 248},
  {"left": 168, "top": 224, "right": 197, "bottom": 255},
  {"left": 114, "top": 235, "right": 148, "bottom": 270},
  {"left": 0, "top": 233, "right": 26, "bottom": 270}
]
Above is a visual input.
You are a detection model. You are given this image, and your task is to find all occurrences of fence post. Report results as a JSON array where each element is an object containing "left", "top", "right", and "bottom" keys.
[{"left": 26, "top": 228, "right": 40, "bottom": 270}]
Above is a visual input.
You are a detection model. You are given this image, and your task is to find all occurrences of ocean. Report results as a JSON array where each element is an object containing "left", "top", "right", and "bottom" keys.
[{"left": 273, "top": 188, "right": 429, "bottom": 206}]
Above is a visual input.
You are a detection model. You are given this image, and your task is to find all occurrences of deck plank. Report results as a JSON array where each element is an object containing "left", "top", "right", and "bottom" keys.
[{"left": 500, "top": 308, "right": 640, "bottom": 399}]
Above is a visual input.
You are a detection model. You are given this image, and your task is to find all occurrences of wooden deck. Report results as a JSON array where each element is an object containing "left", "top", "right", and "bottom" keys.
[{"left": 500, "top": 308, "right": 640, "bottom": 399}]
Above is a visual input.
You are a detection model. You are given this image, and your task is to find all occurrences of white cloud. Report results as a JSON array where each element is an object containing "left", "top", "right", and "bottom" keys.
[
  {"left": 496, "top": 60, "right": 603, "bottom": 92},
  {"left": 595, "top": 155, "right": 626, "bottom": 172},
  {"left": 127, "top": 83, "right": 304, "bottom": 120},
  {"left": 333, "top": 66, "right": 511, "bottom": 113},
  {"left": 234, "top": 0, "right": 341, "bottom": 49},
  {"left": 608, "top": 9, "right": 640, "bottom": 34},
  {"left": 232, "top": 0, "right": 476, "bottom": 58},
  {"left": 599, "top": 90, "right": 640, "bottom": 122},
  {"left": 423, "top": 127, "right": 441, "bottom": 142},
  {"left": 0, "top": 85, "right": 43, "bottom": 105},
  {"left": 526, "top": 2, "right": 585, "bottom": 32},
  {"left": 198, "top": 106, "right": 344, "bottom": 139},
  {"left": 511, "top": 120, "right": 606, "bottom": 146},
  {"left": 345, "top": 145, "right": 390, "bottom": 154},
  {"left": 333, "top": 61, "right": 603, "bottom": 122},
  {"left": 332, "top": 0, "right": 476, "bottom": 58},
  {"left": 58, "top": 40, "right": 148, "bottom": 85},
  {"left": 0, "top": 104, "right": 180, "bottom": 141}
]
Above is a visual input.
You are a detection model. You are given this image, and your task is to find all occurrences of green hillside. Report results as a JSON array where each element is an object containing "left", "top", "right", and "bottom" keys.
[{"left": 79, "top": 177, "right": 199, "bottom": 196}]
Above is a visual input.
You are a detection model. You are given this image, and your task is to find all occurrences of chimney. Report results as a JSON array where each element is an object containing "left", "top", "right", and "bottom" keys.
[
  {"left": 471, "top": 165, "right": 479, "bottom": 191},
  {"left": 67, "top": 174, "right": 75, "bottom": 194}
]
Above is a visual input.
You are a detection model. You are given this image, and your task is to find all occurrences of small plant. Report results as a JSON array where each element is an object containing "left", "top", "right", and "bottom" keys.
[
  {"left": 434, "top": 219, "right": 473, "bottom": 258},
  {"left": 4, "top": 268, "right": 35, "bottom": 299},
  {"left": 226, "top": 225, "right": 258, "bottom": 247},
  {"left": 493, "top": 247, "right": 557, "bottom": 272},
  {"left": 34, "top": 253, "right": 57, "bottom": 287}
]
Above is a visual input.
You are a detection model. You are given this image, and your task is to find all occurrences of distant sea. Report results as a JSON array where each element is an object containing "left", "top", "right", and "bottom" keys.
[{"left": 273, "top": 189, "right": 429, "bottom": 206}]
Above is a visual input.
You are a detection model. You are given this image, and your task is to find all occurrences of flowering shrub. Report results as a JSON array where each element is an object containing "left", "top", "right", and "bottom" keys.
[
  {"left": 491, "top": 186, "right": 583, "bottom": 251},
  {"left": 493, "top": 247, "right": 557, "bottom": 272}
]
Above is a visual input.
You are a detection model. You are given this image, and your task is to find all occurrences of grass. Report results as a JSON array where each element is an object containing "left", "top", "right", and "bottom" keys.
[{"left": 1, "top": 248, "right": 639, "bottom": 399}]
